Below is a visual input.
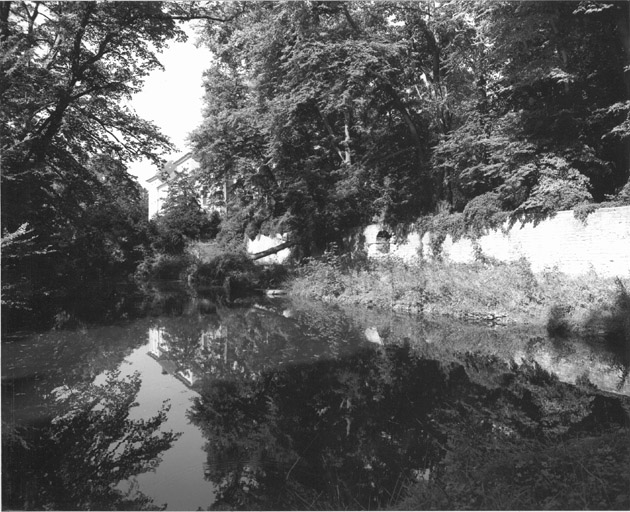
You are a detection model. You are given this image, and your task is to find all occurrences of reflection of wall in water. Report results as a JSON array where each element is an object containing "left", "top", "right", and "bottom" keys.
[
  {"left": 200, "top": 324, "right": 230, "bottom": 365},
  {"left": 515, "top": 342, "right": 630, "bottom": 395},
  {"left": 177, "top": 368, "right": 196, "bottom": 387}
]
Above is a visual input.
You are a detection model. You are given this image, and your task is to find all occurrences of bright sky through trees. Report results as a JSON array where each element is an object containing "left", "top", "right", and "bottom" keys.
[{"left": 128, "top": 24, "right": 212, "bottom": 185}]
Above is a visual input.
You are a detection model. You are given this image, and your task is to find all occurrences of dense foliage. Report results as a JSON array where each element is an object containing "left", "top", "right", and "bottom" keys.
[
  {"left": 0, "top": 2, "right": 187, "bottom": 329},
  {"left": 151, "top": 173, "right": 222, "bottom": 255},
  {"left": 189, "top": 1, "right": 630, "bottom": 254}
]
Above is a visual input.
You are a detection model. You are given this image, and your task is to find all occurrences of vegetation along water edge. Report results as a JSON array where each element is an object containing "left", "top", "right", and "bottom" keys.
[{"left": 289, "top": 251, "right": 630, "bottom": 342}]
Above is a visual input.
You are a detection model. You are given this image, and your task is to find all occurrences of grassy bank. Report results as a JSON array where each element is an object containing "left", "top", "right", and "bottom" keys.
[{"left": 289, "top": 254, "right": 630, "bottom": 339}]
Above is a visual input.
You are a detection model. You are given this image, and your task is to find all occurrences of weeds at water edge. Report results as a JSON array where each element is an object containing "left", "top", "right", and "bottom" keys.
[{"left": 289, "top": 256, "right": 623, "bottom": 328}]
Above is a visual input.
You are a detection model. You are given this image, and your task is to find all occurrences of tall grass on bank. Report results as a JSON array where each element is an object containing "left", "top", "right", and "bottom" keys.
[{"left": 289, "top": 253, "right": 628, "bottom": 329}]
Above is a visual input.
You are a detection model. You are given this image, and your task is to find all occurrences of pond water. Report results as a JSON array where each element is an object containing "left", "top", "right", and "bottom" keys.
[{"left": 2, "top": 285, "right": 629, "bottom": 510}]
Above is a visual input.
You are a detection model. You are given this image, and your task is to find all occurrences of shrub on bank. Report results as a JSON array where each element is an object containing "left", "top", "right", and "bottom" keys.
[
  {"left": 258, "top": 263, "right": 291, "bottom": 289},
  {"left": 187, "top": 241, "right": 292, "bottom": 292},
  {"left": 608, "top": 279, "right": 630, "bottom": 346},
  {"left": 135, "top": 253, "right": 191, "bottom": 281},
  {"left": 290, "top": 255, "right": 537, "bottom": 321},
  {"left": 582, "top": 278, "right": 630, "bottom": 354},
  {"left": 136, "top": 239, "right": 292, "bottom": 296},
  {"left": 546, "top": 304, "right": 572, "bottom": 338},
  {"left": 192, "top": 251, "right": 258, "bottom": 286}
]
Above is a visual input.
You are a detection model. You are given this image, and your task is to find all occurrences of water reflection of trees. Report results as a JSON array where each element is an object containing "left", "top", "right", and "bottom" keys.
[
  {"left": 298, "top": 297, "right": 630, "bottom": 395},
  {"left": 143, "top": 291, "right": 630, "bottom": 396},
  {"left": 146, "top": 300, "right": 369, "bottom": 388},
  {"left": 188, "top": 343, "right": 459, "bottom": 510},
  {"left": 133, "top": 295, "right": 630, "bottom": 510},
  {"left": 2, "top": 371, "right": 180, "bottom": 510},
  {"left": 2, "top": 320, "right": 156, "bottom": 427},
  {"left": 186, "top": 343, "right": 630, "bottom": 511}
]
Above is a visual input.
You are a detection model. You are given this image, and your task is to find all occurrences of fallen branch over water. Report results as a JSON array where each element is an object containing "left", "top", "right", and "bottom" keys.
[{"left": 251, "top": 240, "right": 296, "bottom": 261}]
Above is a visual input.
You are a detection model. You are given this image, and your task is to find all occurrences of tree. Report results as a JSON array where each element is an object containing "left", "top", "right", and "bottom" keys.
[
  {"left": 191, "top": 0, "right": 629, "bottom": 251},
  {"left": 433, "top": 1, "right": 630, "bottom": 217},
  {"left": 151, "top": 172, "right": 221, "bottom": 255},
  {"left": 0, "top": 2, "right": 186, "bottom": 325},
  {"left": 190, "top": 1, "right": 452, "bottom": 254}
]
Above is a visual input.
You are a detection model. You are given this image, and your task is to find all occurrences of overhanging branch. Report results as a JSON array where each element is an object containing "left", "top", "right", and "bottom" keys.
[{"left": 251, "top": 240, "right": 295, "bottom": 261}]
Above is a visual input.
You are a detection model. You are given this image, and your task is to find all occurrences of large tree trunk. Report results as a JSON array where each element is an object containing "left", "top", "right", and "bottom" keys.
[
  {"left": 316, "top": 104, "right": 346, "bottom": 164},
  {"left": 0, "top": 2, "right": 12, "bottom": 42},
  {"left": 343, "top": 108, "right": 352, "bottom": 165}
]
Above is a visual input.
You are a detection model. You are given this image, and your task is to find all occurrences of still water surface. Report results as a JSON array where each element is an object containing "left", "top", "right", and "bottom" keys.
[{"left": 2, "top": 286, "right": 628, "bottom": 510}]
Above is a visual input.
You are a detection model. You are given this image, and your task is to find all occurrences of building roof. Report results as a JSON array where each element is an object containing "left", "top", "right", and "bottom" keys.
[{"left": 146, "top": 152, "right": 195, "bottom": 184}]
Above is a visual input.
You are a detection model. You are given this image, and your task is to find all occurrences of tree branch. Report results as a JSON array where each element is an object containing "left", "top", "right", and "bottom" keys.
[
  {"left": 70, "top": 3, "right": 95, "bottom": 78},
  {"left": 381, "top": 83, "right": 425, "bottom": 161},
  {"left": 43, "top": 28, "right": 65, "bottom": 70},
  {"left": 418, "top": 19, "right": 441, "bottom": 85},
  {"left": 78, "top": 32, "right": 116, "bottom": 74},
  {"left": 165, "top": 14, "right": 235, "bottom": 22},
  {"left": 25, "top": 1, "right": 40, "bottom": 37},
  {"left": 69, "top": 81, "right": 124, "bottom": 101},
  {"left": 342, "top": 4, "right": 360, "bottom": 33},
  {"left": 251, "top": 240, "right": 295, "bottom": 261},
  {"left": 315, "top": 104, "right": 345, "bottom": 164},
  {"left": 0, "top": 1, "right": 11, "bottom": 42},
  {"left": 343, "top": 108, "right": 352, "bottom": 165},
  {"left": 74, "top": 106, "right": 129, "bottom": 151},
  {"left": 158, "top": 5, "right": 248, "bottom": 24}
]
